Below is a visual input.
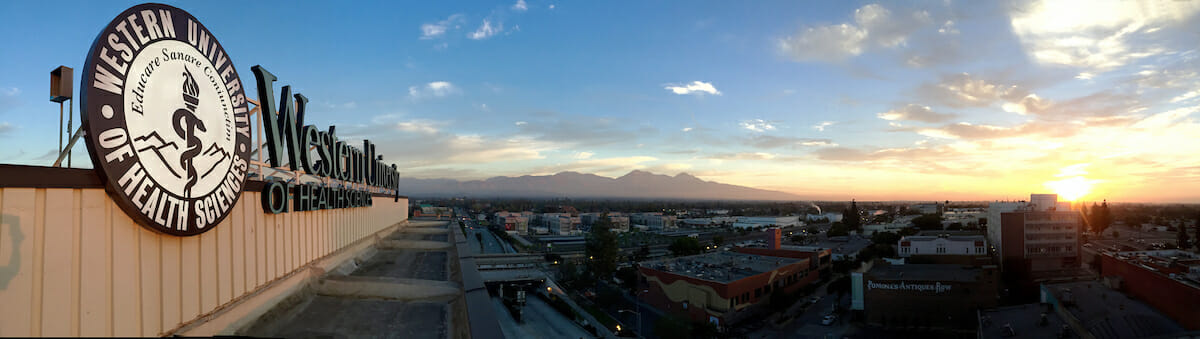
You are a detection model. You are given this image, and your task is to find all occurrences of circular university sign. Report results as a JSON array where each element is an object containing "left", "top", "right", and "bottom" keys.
[{"left": 81, "top": 3, "right": 251, "bottom": 236}]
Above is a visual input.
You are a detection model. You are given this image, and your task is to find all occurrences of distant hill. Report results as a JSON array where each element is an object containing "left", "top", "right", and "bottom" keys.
[{"left": 397, "top": 170, "right": 804, "bottom": 201}]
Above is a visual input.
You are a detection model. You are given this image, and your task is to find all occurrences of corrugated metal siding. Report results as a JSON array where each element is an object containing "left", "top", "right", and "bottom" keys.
[{"left": 0, "top": 187, "right": 408, "bottom": 336}]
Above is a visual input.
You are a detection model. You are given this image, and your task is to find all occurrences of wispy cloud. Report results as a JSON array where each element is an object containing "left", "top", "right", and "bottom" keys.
[
  {"left": 740, "top": 119, "right": 776, "bottom": 132},
  {"left": 512, "top": 0, "right": 528, "bottom": 12},
  {"left": 469, "top": 19, "right": 502, "bottom": 40},
  {"left": 664, "top": 81, "right": 721, "bottom": 96},
  {"left": 420, "top": 14, "right": 465, "bottom": 40},
  {"left": 812, "top": 121, "right": 835, "bottom": 132},
  {"left": 778, "top": 4, "right": 932, "bottom": 62},
  {"left": 877, "top": 104, "right": 957, "bottom": 123},
  {"left": 408, "top": 81, "right": 460, "bottom": 99}
]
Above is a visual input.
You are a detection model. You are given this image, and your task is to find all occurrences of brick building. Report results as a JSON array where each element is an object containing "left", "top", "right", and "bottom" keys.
[
  {"left": 1099, "top": 250, "right": 1200, "bottom": 330},
  {"left": 638, "top": 250, "right": 827, "bottom": 329},
  {"left": 851, "top": 263, "right": 999, "bottom": 331}
]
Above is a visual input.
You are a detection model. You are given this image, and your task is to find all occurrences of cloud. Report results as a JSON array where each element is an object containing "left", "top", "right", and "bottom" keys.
[
  {"left": 514, "top": 121, "right": 527, "bottom": 126},
  {"left": 813, "top": 121, "right": 835, "bottom": 132},
  {"left": 706, "top": 152, "right": 776, "bottom": 160},
  {"left": 664, "top": 81, "right": 721, "bottom": 96},
  {"left": 517, "top": 113, "right": 649, "bottom": 146},
  {"left": 0, "top": 122, "right": 15, "bottom": 136},
  {"left": 408, "top": 81, "right": 460, "bottom": 99},
  {"left": 574, "top": 151, "right": 594, "bottom": 159},
  {"left": 469, "top": 19, "right": 503, "bottom": 40},
  {"left": 937, "top": 20, "right": 958, "bottom": 35},
  {"left": 421, "top": 14, "right": 465, "bottom": 40},
  {"left": 512, "top": 0, "right": 528, "bottom": 11},
  {"left": 740, "top": 119, "right": 776, "bottom": 132},
  {"left": 549, "top": 4, "right": 555, "bottom": 9},
  {"left": 682, "top": 127, "right": 693, "bottom": 132},
  {"left": 778, "top": 4, "right": 932, "bottom": 62},
  {"left": 744, "top": 135, "right": 835, "bottom": 148},
  {"left": 1008, "top": 0, "right": 1200, "bottom": 71},
  {"left": 877, "top": 104, "right": 957, "bottom": 123},
  {"left": 394, "top": 120, "right": 442, "bottom": 135}
]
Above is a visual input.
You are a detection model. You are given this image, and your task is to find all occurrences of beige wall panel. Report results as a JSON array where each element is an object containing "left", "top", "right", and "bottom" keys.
[
  {"left": 180, "top": 232, "right": 201, "bottom": 323},
  {"left": 138, "top": 227, "right": 162, "bottom": 336},
  {"left": 160, "top": 236, "right": 181, "bottom": 334},
  {"left": 79, "top": 189, "right": 112, "bottom": 336},
  {"left": 217, "top": 218, "right": 232, "bottom": 305},
  {"left": 231, "top": 205, "right": 245, "bottom": 299},
  {"left": 41, "top": 189, "right": 76, "bottom": 336},
  {"left": 110, "top": 205, "right": 141, "bottom": 337},
  {"left": 0, "top": 188, "right": 35, "bottom": 336}
]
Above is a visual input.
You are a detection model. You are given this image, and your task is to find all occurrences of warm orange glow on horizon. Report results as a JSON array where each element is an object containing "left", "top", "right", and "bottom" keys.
[{"left": 1045, "top": 176, "right": 1095, "bottom": 201}]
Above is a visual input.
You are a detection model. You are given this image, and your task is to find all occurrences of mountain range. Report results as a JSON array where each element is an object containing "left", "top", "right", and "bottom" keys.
[{"left": 397, "top": 170, "right": 804, "bottom": 201}]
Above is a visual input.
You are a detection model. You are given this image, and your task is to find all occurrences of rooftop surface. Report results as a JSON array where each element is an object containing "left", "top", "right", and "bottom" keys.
[
  {"left": 640, "top": 251, "right": 803, "bottom": 284},
  {"left": 867, "top": 263, "right": 993, "bottom": 282},
  {"left": 979, "top": 303, "right": 1075, "bottom": 339},
  {"left": 1043, "top": 281, "right": 1184, "bottom": 339}
]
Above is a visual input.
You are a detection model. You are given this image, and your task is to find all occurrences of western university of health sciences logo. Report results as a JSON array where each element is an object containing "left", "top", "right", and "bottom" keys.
[{"left": 81, "top": 3, "right": 251, "bottom": 236}]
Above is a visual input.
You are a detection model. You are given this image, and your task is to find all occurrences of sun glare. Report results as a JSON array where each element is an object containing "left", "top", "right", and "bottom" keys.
[{"left": 1044, "top": 176, "right": 1094, "bottom": 201}]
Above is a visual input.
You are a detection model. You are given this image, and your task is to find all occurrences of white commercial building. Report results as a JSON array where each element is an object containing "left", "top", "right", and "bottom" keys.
[{"left": 898, "top": 235, "right": 987, "bottom": 257}]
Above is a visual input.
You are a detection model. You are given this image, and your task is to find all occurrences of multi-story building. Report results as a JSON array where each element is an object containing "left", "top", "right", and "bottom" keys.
[
  {"left": 631, "top": 212, "right": 677, "bottom": 231},
  {"left": 988, "top": 194, "right": 1084, "bottom": 295},
  {"left": 579, "top": 213, "right": 630, "bottom": 232},
  {"left": 497, "top": 214, "right": 529, "bottom": 235},
  {"left": 638, "top": 250, "right": 827, "bottom": 329}
]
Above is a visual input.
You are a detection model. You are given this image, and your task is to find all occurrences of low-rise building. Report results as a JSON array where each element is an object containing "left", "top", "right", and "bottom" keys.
[
  {"left": 898, "top": 234, "right": 989, "bottom": 265},
  {"left": 1099, "top": 249, "right": 1200, "bottom": 330},
  {"left": 1040, "top": 281, "right": 1184, "bottom": 339},
  {"left": 977, "top": 303, "right": 1076, "bottom": 339},
  {"left": 639, "top": 251, "right": 826, "bottom": 329},
  {"left": 910, "top": 202, "right": 945, "bottom": 215},
  {"left": 788, "top": 235, "right": 873, "bottom": 261},
  {"left": 732, "top": 216, "right": 802, "bottom": 229},
  {"left": 850, "top": 263, "right": 999, "bottom": 331}
]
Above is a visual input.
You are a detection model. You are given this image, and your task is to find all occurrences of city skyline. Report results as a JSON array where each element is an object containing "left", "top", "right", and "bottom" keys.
[{"left": 2, "top": 0, "right": 1200, "bottom": 202}]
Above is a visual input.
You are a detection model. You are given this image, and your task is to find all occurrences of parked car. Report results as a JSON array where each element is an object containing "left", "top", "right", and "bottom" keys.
[{"left": 821, "top": 314, "right": 837, "bottom": 326}]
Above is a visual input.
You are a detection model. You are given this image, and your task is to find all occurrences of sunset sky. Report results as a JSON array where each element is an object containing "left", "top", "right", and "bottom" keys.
[{"left": 1, "top": 0, "right": 1199, "bottom": 202}]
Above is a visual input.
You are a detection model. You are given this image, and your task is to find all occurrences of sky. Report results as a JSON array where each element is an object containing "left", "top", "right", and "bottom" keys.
[{"left": 1, "top": 0, "right": 1199, "bottom": 202}]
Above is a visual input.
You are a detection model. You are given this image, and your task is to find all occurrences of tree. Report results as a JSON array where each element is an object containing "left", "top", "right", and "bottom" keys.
[
  {"left": 712, "top": 235, "right": 725, "bottom": 248},
  {"left": 829, "top": 275, "right": 852, "bottom": 301},
  {"left": 668, "top": 237, "right": 703, "bottom": 257},
  {"left": 615, "top": 266, "right": 639, "bottom": 292},
  {"left": 1179, "top": 221, "right": 1192, "bottom": 250},
  {"left": 1096, "top": 200, "right": 1112, "bottom": 234},
  {"left": 634, "top": 245, "right": 651, "bottom": 261},
  {"left": 585, "top": 214, "right": 620, "bottom": 279},
  {"left": 946, "top": 222, "right": 964, "bottom": 230},
  {"left": 1195, "top": 212, "right": 1200, "bottom": 250},
  {"left": 871, "top": 231, "right": 901, "bottom": 246},
  {"left": 911, "top": 214, "right": 943, "bottom": 230},
  {"left": 827, "top": 223, "right": 850, "bottom": 237},
  {"left": 843, "top": 200, "right": 862, "bottom": 231},
  {"left": 654, "top": 315, "right": 692, "bottom": 339}
]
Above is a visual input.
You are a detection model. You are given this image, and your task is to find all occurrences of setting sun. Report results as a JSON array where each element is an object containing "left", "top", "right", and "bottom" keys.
[{"left": 1044, "top": 176, "right": 1095, "bottom": 201}]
